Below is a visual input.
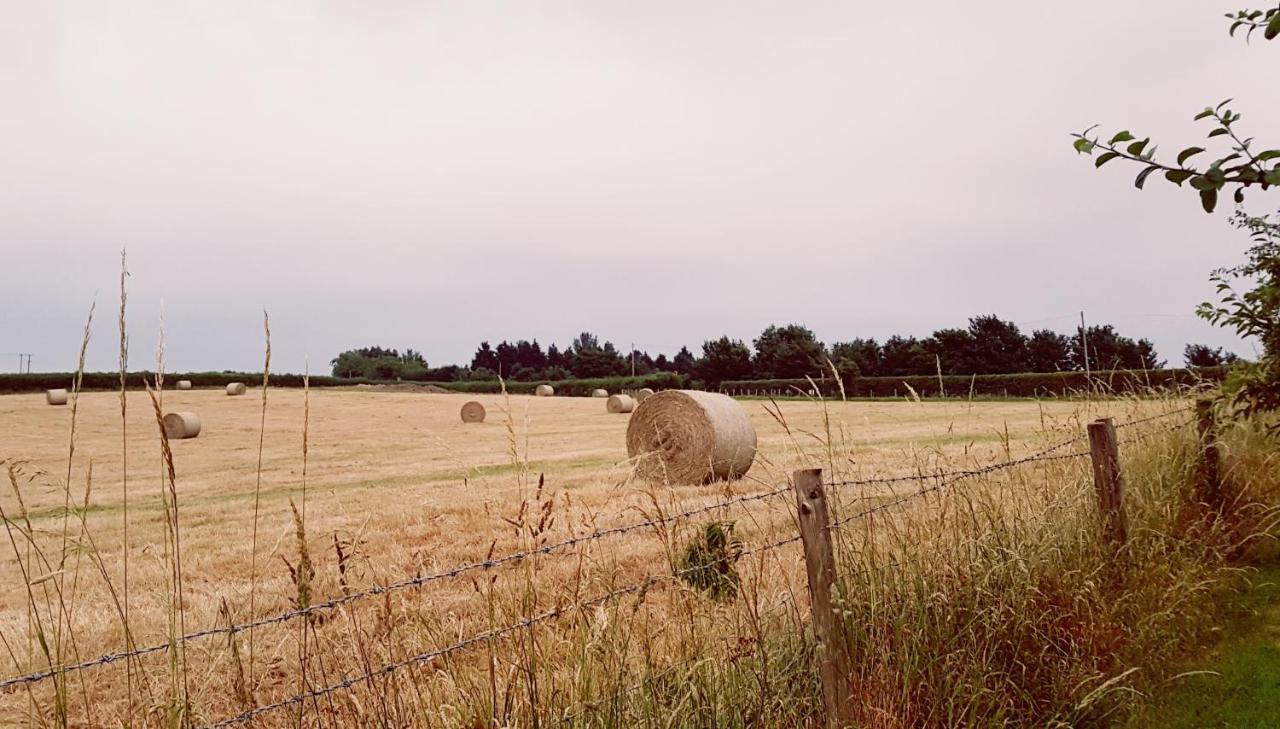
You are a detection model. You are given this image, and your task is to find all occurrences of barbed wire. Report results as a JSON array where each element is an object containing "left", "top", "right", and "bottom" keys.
[
  {"left": 0, "top": 483, "right": 792, "bottom": 691},
  {"left": 1116, "top": 419, "right": 1197, "bottom": 447},
  {"left": 831, "top": 473, "right": 1095, "bottom": 583},
  {"left": 0, "top": 407, "right": 1196, "bottom": 694},
  {"left": 1112, "top": 404, "right": 1196, "bottom": 430},
  {"left": 201, "top": 532, "right": 803, "bottom": 727},
  {"left": 822, "top": 405, "right": 1194, "bottom": 492},
  {"left": 824, "top": 409, "right": 1196, "bottom": 532},
  {"left": 826, "top": 449, "right": 1095, "bottom": 531}
]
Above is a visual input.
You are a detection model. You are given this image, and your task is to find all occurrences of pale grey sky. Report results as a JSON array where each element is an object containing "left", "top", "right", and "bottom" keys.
[{"left": 1, "top": 1, "right": 1276, "bottom": 374}]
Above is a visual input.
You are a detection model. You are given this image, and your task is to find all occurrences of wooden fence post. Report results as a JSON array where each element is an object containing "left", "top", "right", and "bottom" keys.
[
  {"left": 1195, "top": 398, "right": 1222, "bottom": 512},
  {"left": 793, "top": 468, "right": 854, "bottom": 726},
  {"left": 1087, "top": 418, "right": 1128, "bottom": 547}
]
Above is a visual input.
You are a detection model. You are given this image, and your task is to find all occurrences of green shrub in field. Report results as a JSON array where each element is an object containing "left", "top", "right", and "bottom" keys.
[{"left": 677, "top": 522, "right": 743, "bottom": 601}]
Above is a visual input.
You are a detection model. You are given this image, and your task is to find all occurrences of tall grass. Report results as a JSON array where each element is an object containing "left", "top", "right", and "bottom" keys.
[{"left": 247, "top": 310, "right": 271, "bottom": 692}]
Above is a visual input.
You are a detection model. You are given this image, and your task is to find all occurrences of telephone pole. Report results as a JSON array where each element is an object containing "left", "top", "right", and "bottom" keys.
[{"left": 1080, "top": 312, "right": 1090, "bottom": 377}]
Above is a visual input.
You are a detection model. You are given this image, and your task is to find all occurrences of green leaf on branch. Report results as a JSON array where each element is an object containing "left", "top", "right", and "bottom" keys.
[
  {"left": 1134, "top": 165, "right": 1161, "bottom": 189},
  {"left": 1266, "top": 169, "right": 1280, "bottom": 185},
  {"left": 1235, "top": 187, "right": 1246, "bottom": 204},
  {"left": 1209, "top": 128, "right": 1231, "bottom": 138},
  {"left": 1195, "top": 108, "right": 1215, "bottom": 121},
  {"left": 1267, "top": 11, "right": 1280, "bottom": 39},
  {"left": 1177, "top": 147, "right": 1205, "bottom": 165},
  {"left": 1095, "top": 152, "right": 1120, "bottom": 168},
  {"left": 1126, "top": 139, "right": 1150, "bottom": 156},
  {"left": 1109, "top": 131, "right": 1134, "bottom": 145},
  {"left": 1073, "top": 138, "right": 1095, "bottom": 154},
  {"left": 1257, "top": 150, "right": 1280, "bottom": 162},
  {"left": 1165, "top": 169, "right": 1194, "bottom": 185},
  {"left": 1200, "top": 188, "right": 1218, "bottom": 213},
  {"left": 1190, "top": 175, "right": 1216, "bottom": 191}
]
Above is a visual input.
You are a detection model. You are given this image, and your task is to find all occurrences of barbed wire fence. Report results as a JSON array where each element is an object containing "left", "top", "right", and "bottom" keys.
[{"left": 0, "top": 404, "right": 1208, "bottom": 728}]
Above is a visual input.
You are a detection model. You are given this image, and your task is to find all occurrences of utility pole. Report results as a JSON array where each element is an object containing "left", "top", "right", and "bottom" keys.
[
  {"left": 1079, "top": 312, "right": 1090, "bottom": 377},
  {"left": 631, "top": 342, "right": 635, "bottom": 377}
]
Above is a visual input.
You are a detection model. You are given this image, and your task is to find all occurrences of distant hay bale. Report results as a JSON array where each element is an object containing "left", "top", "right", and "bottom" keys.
[
  {"left": 46, "top": 389, "right": 68, "bottom": 406},
  {"left": 162, "top": 412, "right": 201, "bottom": 439},
  {"left": 460, "top": 401, "right": 486, "bottom": 423},
  {"left": 176, "top": 380, "right": 192, "bottom": 390},
  {"left": 535, "top": 384, "right": 554, "bottom": 397},
  {"left": 626, "top": 390, "right": 757, "bottom": 483},
  {"left": 606, "top": 394, "right": 635, "bottom": 414},
  {"left": 225, "top": 382, "right": 247, "bottom": 396},
  {"left": 591, "top": 389, "right": 608, "bottom": 398},
  {"left": 635, "top": 387, "right": 655, "bottom": 403}
]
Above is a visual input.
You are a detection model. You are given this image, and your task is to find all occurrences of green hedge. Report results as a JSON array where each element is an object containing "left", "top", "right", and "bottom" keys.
[
  {"left": 0, "top": 370, "right": 687, "bottom": 396},
  {"left": 432, "top": 372, "right": 687, "bottom": 397},
  {"left": 718, "top": 367, "right": 1227, "bottom": 399},
  {"left": 10, "top": 367, "right": 1213, "bottom": 399}
]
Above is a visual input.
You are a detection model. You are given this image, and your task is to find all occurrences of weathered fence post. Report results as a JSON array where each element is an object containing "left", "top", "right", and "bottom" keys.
[
  {"left": 1195, "top": 398, "right": 1223, "bottom": 512},
  {"left": 1087, "top": 418, "right": 1128, "bottom": 548},
  {"left": 793, "top": 468, "right": 854, "bottom": 726}
]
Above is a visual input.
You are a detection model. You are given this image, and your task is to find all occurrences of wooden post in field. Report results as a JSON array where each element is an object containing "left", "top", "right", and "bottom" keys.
[
  {"left": 1195, "top": 399, "right": 1222, "bottom": 512},
  {"left": 1087, "top": 418, "right": 1128, "bottom": 548},
  {"left": 793, "top": 468, "right": 854, "bottom": 725}
]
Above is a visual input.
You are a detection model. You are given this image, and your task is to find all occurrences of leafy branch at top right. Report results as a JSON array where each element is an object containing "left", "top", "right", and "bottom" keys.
[{"left": 1070, "top": 6, "right": 1280, "bottom": 213}]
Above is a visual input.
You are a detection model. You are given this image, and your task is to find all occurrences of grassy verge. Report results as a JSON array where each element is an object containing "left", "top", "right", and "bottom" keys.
[{"left": 1126, "top": 556, "right": 1280, "bottom": 728}]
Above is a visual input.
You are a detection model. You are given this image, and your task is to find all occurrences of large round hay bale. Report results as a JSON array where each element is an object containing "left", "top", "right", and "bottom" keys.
[
  {"left": 162, "top": 412, "right": 201, "bottom": 439},
  {"left": 226, "top": 382, "right": 247, "bottom": 396},
  {"left": 635, "top": 387, "right": 655, "bottom": 403},
  {"left": 534, "top": 384, "right": 554, "bottom": 397},
  {"left": 606, "top": 394, "right": 636, "bottom": 414},
  {"left": 460, "top": 401, "right": 486, "bottom": 423},
  {"left": 46, "top": 389, "right": 68, "bottom": 406},
  {"left": 626, "top": 390, "right": 756, "bottom": 483},
  {"left": 176, "top": 380, "right": 193, "bottom": 390},
  {"left": 591, "top": 388, "right": 608, "bottom": 398}
]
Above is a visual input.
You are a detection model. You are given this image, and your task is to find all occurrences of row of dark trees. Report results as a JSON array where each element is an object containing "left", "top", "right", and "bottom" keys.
[{"left": 331, "top": 315, "right": 1238, "bottom": 386}]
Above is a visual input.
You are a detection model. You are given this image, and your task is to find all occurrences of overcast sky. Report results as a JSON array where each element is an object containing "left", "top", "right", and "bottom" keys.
[{"left": 2, "top": 1, "right": 1277, "bottom": 374}]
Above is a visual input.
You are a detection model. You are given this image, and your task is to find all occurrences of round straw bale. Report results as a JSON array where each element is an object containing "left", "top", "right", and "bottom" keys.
[
  {"left": 635, "top": 387, "right": 655, "bottom": 403},
  {"left": 46, "top": 389, "right": 68, "bottom": 406},
  {"left": 606, "top": 394, "right": 635, "bottom": 414},
  {"left": 626, "top": 390, "right": 756, "bottom": 483},
  {"left": 535, "top": 384, "right": 554, "bottom": 397},
  {"left": 591, "top": 388, "right": 608, "bottom": 398},
  {"left": 460, "top": 401, "right": 486, "bottom": 423},
  {"left": 226, "top": 382, "right": 247, "bottom": 396},
  {"left": 162, "top": 412, "right": 201, "bottom": 439},
  {"left": 176, "top": 380, "right": 193, "bottom": 390}
]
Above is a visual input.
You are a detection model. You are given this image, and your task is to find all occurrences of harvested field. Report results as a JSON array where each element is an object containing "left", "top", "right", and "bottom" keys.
[{"left": 0, "top": 389, "right": 1178, "bottom": 724}]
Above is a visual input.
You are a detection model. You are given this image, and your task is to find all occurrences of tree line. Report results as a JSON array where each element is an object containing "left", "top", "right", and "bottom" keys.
[{"left": 330, "top": 314, "right": 1239, "bottom": 388}]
